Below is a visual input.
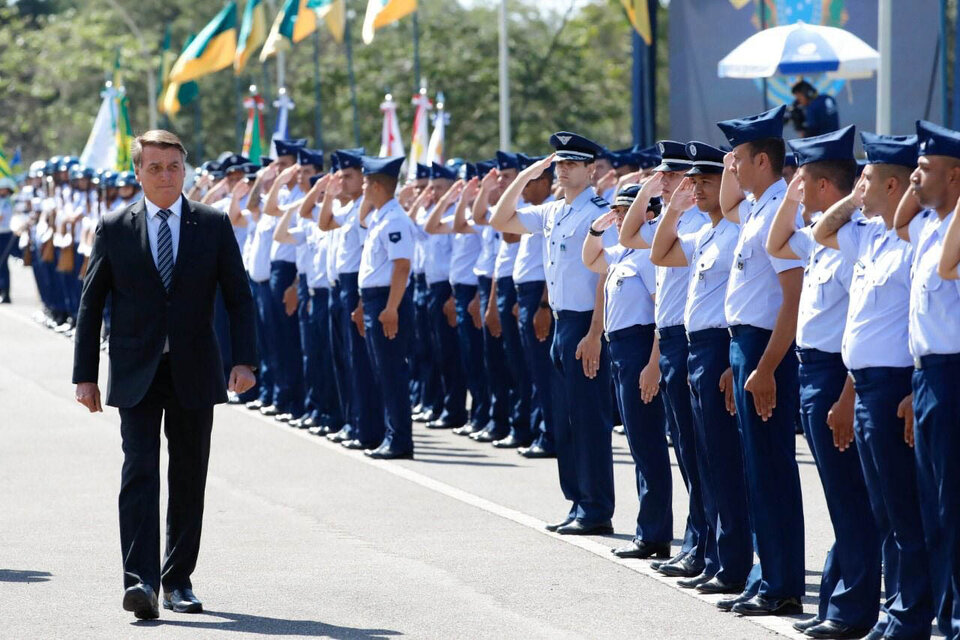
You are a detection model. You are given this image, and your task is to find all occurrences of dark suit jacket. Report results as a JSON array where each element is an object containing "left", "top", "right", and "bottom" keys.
[{"left": 72, "top": 196, "right": 258, "bottom": 410}]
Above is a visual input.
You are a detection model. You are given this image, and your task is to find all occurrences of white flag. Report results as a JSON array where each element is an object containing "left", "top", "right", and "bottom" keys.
[
  {"left": 379, "top": 94, "right": 405, "bottom": 157},
  {"left": 80, "top": 86, "right": 119, "bottom": 171},
  {"left": 427, "top": 93, "right": 447, "bottom": 166}
]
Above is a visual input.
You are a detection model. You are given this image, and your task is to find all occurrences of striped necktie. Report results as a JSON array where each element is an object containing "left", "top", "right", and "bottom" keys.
[{"left": 156, "top": 208, "right": 174, "bottom": 291}]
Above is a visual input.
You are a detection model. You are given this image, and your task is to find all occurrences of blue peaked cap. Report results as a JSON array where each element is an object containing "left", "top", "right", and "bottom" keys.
[
  {"left": 684, "top": 141, "right": 726, "bottom": 176},
  {"left": 916, "top": 120, "right": 960, "bottom": 160},
  {"left": 549, "top": 131, "right": 604, "bottom": 161},
  {"left": 787, "top": 125, "right": 856, "bottom": 167},
  {"left": 860, "top": 132, "right": 918, "bottom": 168},
  {"left": 717, "top": 105, "right": 786, "bottom": 148}
]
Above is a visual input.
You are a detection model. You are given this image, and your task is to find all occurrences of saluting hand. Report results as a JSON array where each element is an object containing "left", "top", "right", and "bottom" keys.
[
  {"left": 596, "top": 169, "right": 618, "bottom": 195},
  {"left": 850, "top": 173, "right": 867, "bottom": 209},
  {"left": 744, "top": 366, "right": 776, "bottom": 421},
  {"left": 591, "top": 210, "right": 619, "bottom": 233},
  {"left": 398, "top": 183, "right": 417, "bottom": 209},
  {"left": 669, "top": 177, "right": 697, "bottom": 212},
  {"left": 719, "top": 367, "right": 736, "bottom": 415},
  {"left": 462, "top": 177, "right": 480, "bottom": 202},
  {"left": 898, "top": 393, "right": 915, "bottom": 448},
  {"left": 480, "top": 168, "right": 499, "bottom": 193},
  {"left": 785, "top": 173, "right": 804, "bottom": 203},
  {"left": 639, "top": 172, "right": 664, "bottom": 199},
  {"left": 379, "top": 307, "right": 399, "bottom": 340}
]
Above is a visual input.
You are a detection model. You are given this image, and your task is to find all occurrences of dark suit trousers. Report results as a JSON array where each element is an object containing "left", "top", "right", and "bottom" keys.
[{"left": 118, "top": 357, "right": 213, "bottom": 593}]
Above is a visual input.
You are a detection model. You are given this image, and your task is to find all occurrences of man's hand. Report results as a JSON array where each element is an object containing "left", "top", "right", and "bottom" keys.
[
  {"left": 533, "top": 306, "right": 552, "bottom": 342},
  {"left": 850, "top": 173, "right": 866, "bottom": 209},
  {"left": 719, "top": 367, "right": 736, "bottom": 415},
  {"left": 617, "top": 171, "right": 642, "bottom": 190},
  {"left": 639, "top": 171, "right": 664, "bottom": 199},
  {"left": 462, "top": 177, "right": 480, "bottom": 203},
  {"left": 591, "top": 210, "right": 619, "bottom": 232},
  {"left": 639, "top": 361, "right": 660, "bottom": 403},
  {"left": 827, "top": 392, "right": 855, "bottom": 451},
  {"left": 231, "top": 180, "right": 251, "bottom": 199},
  {"left": 898, "top": 393, "right": 915, "bottom": 447},
  {"left": 259, "top": 163, "right": 278, "bottom": 182},
  {"left": 228, "top": 365, "right": 256, "bottom": 395},
  {"left": 379, "top": 306, "right": 399, "bottom": 339},
  {"left": 575, "top": 332, "right": 602, "bottom": 379},
  {"left": 75, "top": 382, "right": 102, "bottom": 413},
  {"left": 744, "top": 366, "right": 776, "bottom": 420},
  {"left": 485, "top": 303, "right": 501, "bottom": 338},
  {"left": 480, "top": 167, "right": 499, "bottom": 193},
  {"left": 310, "top": 173, "right": 332, "bottom": 197},
  {"left": 785, "top": 173, "right": 804, "bottom": 203},
  {"left": 351, "top": 303, "right": 365, "bottom": 337},
  {"left": 443, "top": 296, "right": 457, "bottom": 327},
  {"left": 283, "top": 284, "right": 298, "bottom": 316},
  {"left": 398, "top": 183, "right": 417, "bottom": 210},
  {"left": 279, "top": 163, "right": 300, "bottom": 185},
  {"left": 467, "top": 295, "right": 482, "bottom": 330},
  {"left": 512, "top": 302, "right": 519, "bottom": 319},
  {"left": 596, "top": 169, "right": 618, "bottom": 196},
  {"left": 669, "top": 177, "right": 697, "bottom": 212}
]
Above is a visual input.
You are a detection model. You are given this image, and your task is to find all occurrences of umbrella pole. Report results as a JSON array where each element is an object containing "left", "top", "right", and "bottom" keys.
[
  {"left": 760, "top": 0, "right": 769, "bottom": 110},
  {"left": 877, "top": 0, "right": 892, "bottom": 134}
]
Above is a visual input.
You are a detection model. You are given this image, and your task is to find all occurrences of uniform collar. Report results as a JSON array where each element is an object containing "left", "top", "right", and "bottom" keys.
[
  {"left": 372, "top": 198, "right": 399, "bottom": 224},
  {"left": 751, "top": 178, "right": 787, "bottom": 214},
  {"left": 565, "top": 186, "right": 596, "bottom": 211}
]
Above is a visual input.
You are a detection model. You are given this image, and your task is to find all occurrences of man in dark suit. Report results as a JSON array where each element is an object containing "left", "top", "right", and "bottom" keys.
[{"left": 72, "top": 130, "right": 257, "bottom": 620}]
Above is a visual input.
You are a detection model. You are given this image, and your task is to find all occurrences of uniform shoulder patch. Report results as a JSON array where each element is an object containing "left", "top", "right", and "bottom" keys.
[
  {"left": 646, "top": 219, "right": 657, "bottom": 226},
  {"left": 856, "top": 219, "right": 867, "bottom": 226},
  {"left": 389, "top": 231, "right": 402, "bottom": 243},
  {"left": 591, "top": 196, "right": 609, "bottom": 207}
]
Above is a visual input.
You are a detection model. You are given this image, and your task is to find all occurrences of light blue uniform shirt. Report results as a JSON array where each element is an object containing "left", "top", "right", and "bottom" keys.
[
  {"left": 837, "top": 216, "right": 913, "bottom": 369},
  {"left": 789, "top": 223, "right": 853, "bottom": 353},
  {"left": 269, "top": 184, "right": 303, "bottom": 263},
  {"left": 450, "top": 228, "right": 481, "bottom": 285},
  {"left": 474, "top": 224, "right": 499, "bottom": 277},
  {"left": 724, "top": 180, "right": 804, "bottom": 330},
  {"left": 516, "top": 187, "right": 613, "bottom": 312},
  {"left": 420, "top": 205, "right": 454, "bottom": 285},
  {"left": 603, "top": 246, "right": 656, "bottom": 332},
  {"left": 412, "top": 208, "right": 428, "bottom": 275},
  {"left": 359, "top": 198, "right": 416, "bottom": 289},
  {"left": 248, "top": 212, "right": 277, "bottom": 283},
  {"left": 679, "top": 218, "right": 740, "bottom": 332},
  {"left": 640, "top": 207, "right": 710, "bottom": 328},
  {"left": 494, "top": 237, "right": 519, "bottom": 279},
  {"left": 287, "top": 212, "right": 318, "bottom": 275},
  {"left": 512, "top": 195, "right": 553, "bottom": 284},
  {"left": 325, "top": 223, "right": 341, "bottom": 285},
  {"left": 333, "top": 197, "right": 365, "bottom": 274},
  {"left": 305, "top": 225, "right": 330, "bottom": 290},
  {"left": 907, "top": 210, "right": 960, "bottom": 358}
]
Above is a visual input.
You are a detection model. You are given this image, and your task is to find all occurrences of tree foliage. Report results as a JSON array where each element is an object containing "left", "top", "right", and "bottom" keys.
[{"left": 0, "top": 0, "right": 668, "bottom": 164}]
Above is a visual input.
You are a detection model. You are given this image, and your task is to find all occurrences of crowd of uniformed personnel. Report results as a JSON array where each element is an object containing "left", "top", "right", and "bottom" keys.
[{"left": 6, "top": 105, "right": 960, "bottom": 639}]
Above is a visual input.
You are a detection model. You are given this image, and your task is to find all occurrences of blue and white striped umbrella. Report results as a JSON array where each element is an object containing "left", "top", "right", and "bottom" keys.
[{"left": 718, "top": 21, "right": 880, "bottom": 80}]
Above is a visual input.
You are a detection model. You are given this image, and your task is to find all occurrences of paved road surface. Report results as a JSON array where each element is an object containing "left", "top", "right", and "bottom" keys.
[{"left": 1, "top": 264, "right": 838, "bottom": 639}]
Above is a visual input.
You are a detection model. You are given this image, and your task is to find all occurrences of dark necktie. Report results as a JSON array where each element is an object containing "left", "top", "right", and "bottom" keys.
[{"left": 156, "top": 208, "right": 174, "bottom": 291}]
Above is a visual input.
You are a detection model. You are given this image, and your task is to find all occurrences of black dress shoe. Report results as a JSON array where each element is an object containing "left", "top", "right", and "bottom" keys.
[
  {"left": 327, "top": 428, "right": 351, "bottom": 443},
  {"left": 471, "top": 428, "right": 505, "bottom": 443},
  {"left": 793, "top": 617, "right": 823, "bottom": 633},
  {"left": 611, "top": 540, "right": 670, "bottom": 559},
  {"left": 731, "top": 594, "right": 803, "bottom": 616},
  {"left": 425, "top": 419, "right": 461, "bottom": 430},
  {"left": 518, "top": 445, "right": 557, "bottom": 459},
  {"left": 613, "top": 424, "right": 626, "bottom": 435},
  {"left": 658, "top": 553, "right": 704, "bottom": 578},
  {"left": 260, "top": 405, "right": 279, "bottom": 416},
  {"left": 493, "top": 433, "right": 529, "bottom": 448},
  {"left": 805, "top": 620, "right": 872, "bottom": 639},
  {"left": 122, "top": 583, "right": 159, "bottom": 620},
  {"left": 162, "top": 587, "right": 203, "bottom": 614},
  {"left": 697, "top": 577, "right": 747, "bottom": 595},
  {"left": 275, "top": 413, "right": 293, "bottom": 423},
  {"left": 651, "top": 551, "right": 687, "bottom": 571},
  {"left": 717, "top": 592, "right": 753, "bottom": 612},
  {"left": 342, "top": 439, "right": 379, "bottom": 450},
  {"left": 678, "top": 572, "right": 715, "bottom": 589},
  {"left": 245, "top": 399, "right": 264, "bottom": 410},
  {"left": 452, "top": 423, "right": 482, "bottom": 436},
  {"left": 301, "top": 417, "right": 317, "bottom": 429},
  {"left": 364, "top": 446, "right": 414, "bottom": 460},
  {"left": 288, "top": 417, "right": 304, "bottom": 428},
  {"left": 545, "top": 517, "right": 575, "bottom": 532},
  {"left": 417, "top": 411, "right": 440, "bottom": 423},
  {"left": 861, "top": 628, "right": 885, "bottom": 640},
  {"left": 556, "top": 520, "right": 614, "bottom": 536}
]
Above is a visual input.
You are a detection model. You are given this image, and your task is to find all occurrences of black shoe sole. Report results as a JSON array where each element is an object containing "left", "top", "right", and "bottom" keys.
[
  {"left": 123, "top": 590, "right": 159, "bottom": 620},
  {"left": 162, "top": 599, "right": 203, "bottom": 614},
  {"left": 733, "top": 603, "right": 803, "bottom": 617},
  {"left": 697, "top": 582, "right": 747, "bottom": 595}
]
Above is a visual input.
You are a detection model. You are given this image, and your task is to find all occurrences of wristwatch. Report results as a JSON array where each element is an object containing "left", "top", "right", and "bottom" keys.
[{"left": 588, "top": 226, "right": 604, "bottom": 237}]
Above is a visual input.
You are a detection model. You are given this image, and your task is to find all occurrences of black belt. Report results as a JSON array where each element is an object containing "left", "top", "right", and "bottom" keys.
[
  {"left": 915, "top": 353, "right": 960, "bottom": 370},
  {"left": 552, "top": 309, "right": 590, "bottom": 321},
  {"left": 361, "top": 286, "right": 390, "bottom": 296},
  {"left": 795, "top": 347, "right": 843, "bottom": 365},
  {"left": 605, "top": 323, "right": 653, "bottom": 343},
  {"left": 686, "top": 327, "right": 729, "bottom": 344},
  {"left": 728, "top": 324, "right": 771, "bottom": 338},
  {"left": 655, "top": 324, "right": 686, "bottom": 340},
  {"left": 516, "top": 281, "right": 545, "bottom": 294}
]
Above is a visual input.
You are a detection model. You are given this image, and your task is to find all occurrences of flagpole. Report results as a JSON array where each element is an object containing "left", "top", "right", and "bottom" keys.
[
  {"left": 412, "top": 11, "right": 422, "bottom": 92},
  {"left": 260, "top": 60, "right": 274, "bottom": 139},
  {"left": 312, "top": 31, "right": 324, "bottom": 150},
  {"left": 498, "top": 0, "right": 510, "bottom": 151},
  {"left": 194, "top": 88, "right": 205, "bottom": 161},
  {"left": 876, "top": 0, "right": 892, "bottom": 134},
  {"left": 345, "top": 10, "right": 361, "bottom": 147},
  {"left": 235, "top": 76, "right": 246, "bottom": 150},
  {"left": 631, "top": 30, "right": 642, "bottom": 146}
]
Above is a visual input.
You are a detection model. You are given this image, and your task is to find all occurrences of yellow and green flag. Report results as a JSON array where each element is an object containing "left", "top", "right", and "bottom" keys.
[
  {"left": 361, "top": 0, "right": 416, "bottom": 45},
  {"left": 260, "top": 0, "right": 319, "bottom": 61},
  {"left": 161, "top": 35, "right": 200, "bottom": 115},
  {"left": 0, "top": 150, "right": 13, "bottom": 179},
  {"left": 307, "top": 0, "right": 346, "bottom": 43},
  {"left": 169, "top": 1, "right": 238, "bottom": 84},
  {"left": 236, "top": 0, "right": 267, "bottom": 72},
  {"left": 620, "top": 0, "right": 652, "bottom": 45}
]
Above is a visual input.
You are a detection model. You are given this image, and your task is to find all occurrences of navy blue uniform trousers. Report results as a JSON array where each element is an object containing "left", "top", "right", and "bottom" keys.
[
  {"left": 307, "top": 286, "right": 341, "bottom": 425},
  {"left": 340, "top": 271, "right": 384, "bottom": 445},
  {"left": 495, "top": 276, "right": 531, "bottom": 441},
  {"left": 516, "top": 281, "right": 556, "bottom": 452},
  {"left": 453, "top": 283, "right": 490, "bottom": 426},
  {"left": 268, "top": 261, "right": 304, "bottom": 416},
  {"left": 913, "top": 355, "right": 960, "bottom": 638},
  {"left": 411, "top": 273, "right": 443, "bottom": 415},
  {"left": 251, "top": 279, "right": 275, "bottom": 407},
  {"left": 361, "top": 286, "right": 414, "bottom": 453},
  {"left": 427, "top": 281, "right": 467, "bottom": 425},
  {"left": 659, "top": 325, "right": 708, "bottom": 563},
  {"left": 687, "top": 328, "right": 751, "bottom": 585},
  {"left": 327, "top": 282, "right": 349, "bottom": 433},
  {"left": 729, "top": 325, "right": 804, "bottom": 600},
  {"left": 551, "top": 310, "right": 614, "bottom": 524},
  {"left": 477, "top": 275, "right": 510, "bottom": 433},
  {"left": 608, "top": 324, "right": 670, "bottom": 543},
  {"left": 850, "top": 366, "right": 932, "bottom": 639},
  {"left": 798, "top": 349, "right": 880, "bottom": 629}
]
